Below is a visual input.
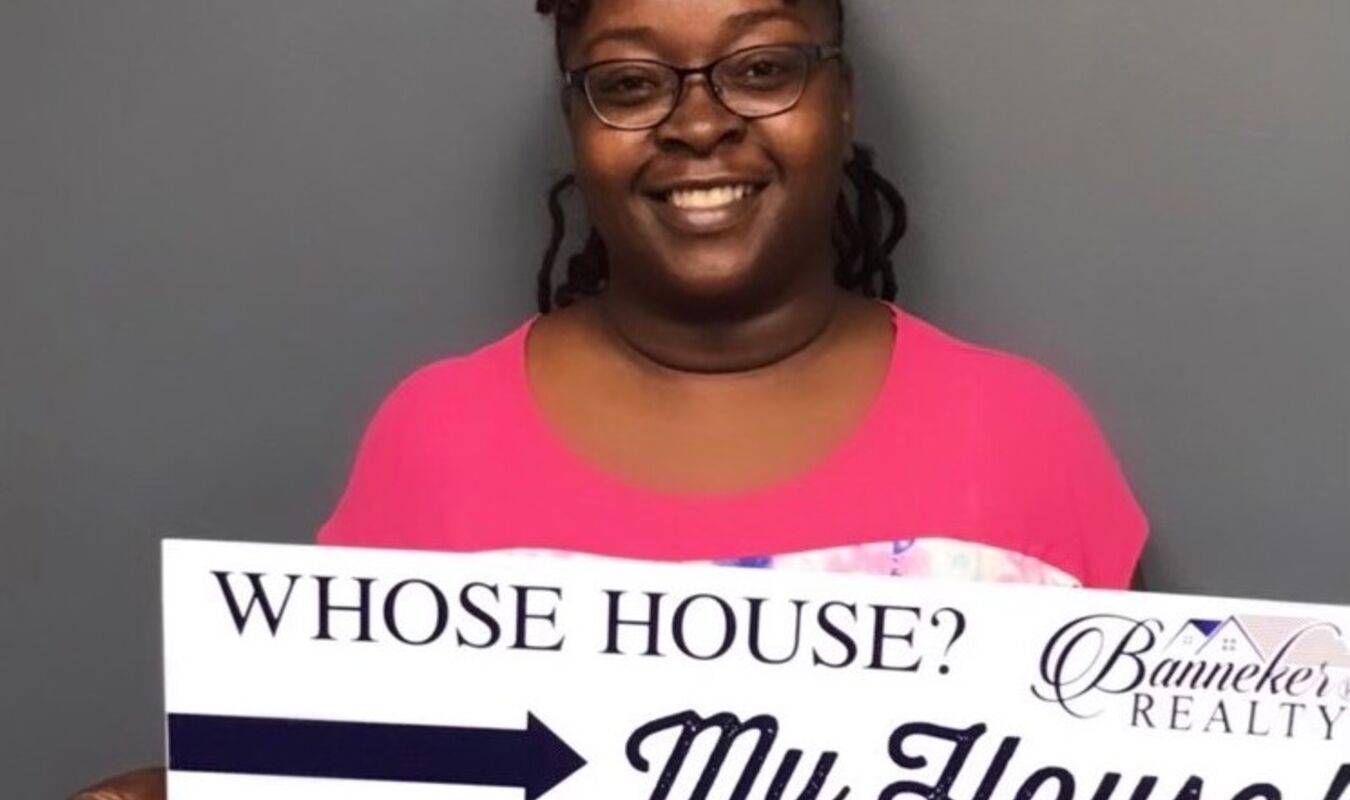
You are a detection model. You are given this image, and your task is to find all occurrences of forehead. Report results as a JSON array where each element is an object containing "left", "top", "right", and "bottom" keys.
[{"left": 567, "top": 0, "right": 838, "bottom": 63}]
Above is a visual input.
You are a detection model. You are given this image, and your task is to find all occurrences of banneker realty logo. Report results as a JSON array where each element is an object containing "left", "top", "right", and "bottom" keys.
[{"left": 1033, "top": 613, "right": 1350, "bottom": 741}]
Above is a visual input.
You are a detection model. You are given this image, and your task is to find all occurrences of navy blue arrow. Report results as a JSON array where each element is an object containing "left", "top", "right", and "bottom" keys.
[{"left": 168, "top": 712, "right": 586, "bottom": 800}]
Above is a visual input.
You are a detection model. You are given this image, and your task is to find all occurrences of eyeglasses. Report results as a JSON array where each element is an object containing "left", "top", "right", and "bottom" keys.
[{"left": 564, "top": 43, "right": 844, "bottom": 131}]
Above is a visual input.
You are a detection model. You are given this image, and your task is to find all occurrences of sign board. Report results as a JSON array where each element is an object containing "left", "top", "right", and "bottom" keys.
[{"left": 164, "top": 540, "right": 1350, "bottom": 800}]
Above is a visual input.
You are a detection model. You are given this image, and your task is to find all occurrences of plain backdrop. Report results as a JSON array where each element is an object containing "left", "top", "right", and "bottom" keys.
[{"left": 1, "top": 1, "right": 1347, "bottom": 796}]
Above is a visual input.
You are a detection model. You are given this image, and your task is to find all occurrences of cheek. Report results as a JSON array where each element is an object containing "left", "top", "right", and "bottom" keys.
[
  {"left": 762, "top": 115, "right": 848, "bottom": 224},
  {"left": 570, "top": 118, "right": 645, "bottom": 212},
  {"left": 763, "top": 86, "right": 850, "bottom": 193}
]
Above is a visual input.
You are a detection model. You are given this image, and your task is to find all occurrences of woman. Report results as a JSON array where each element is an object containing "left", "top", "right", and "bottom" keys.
[{"left": 73, "top": 0, "right": 1145, "bottom": 796}]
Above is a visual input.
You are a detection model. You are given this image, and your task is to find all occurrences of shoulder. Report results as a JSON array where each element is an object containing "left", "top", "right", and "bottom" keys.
[
  {"left": 896, "top": 310, "right": 1094, "bottom": 432},
  {"left": 316, "top": 317, "right": 534, "bottom": 548},
  {"left": 370, "top": 317, "right": 533, "bottom": 427},
  {"left": 893, "top": 309, "right": 1148, "bottom": 589}
]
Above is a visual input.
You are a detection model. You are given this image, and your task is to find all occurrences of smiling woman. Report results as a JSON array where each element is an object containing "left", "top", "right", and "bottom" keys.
[
  {"left": 73, "top": 1, "right": 1146, "bottom": 797},
  {"left": 316, "top": 0, "right": 1146, "bottom": 588}
]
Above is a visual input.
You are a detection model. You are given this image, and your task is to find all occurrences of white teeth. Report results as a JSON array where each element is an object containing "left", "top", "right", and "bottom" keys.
[{"left": 667, "top": 184, "right": 757, "bottom": 209}]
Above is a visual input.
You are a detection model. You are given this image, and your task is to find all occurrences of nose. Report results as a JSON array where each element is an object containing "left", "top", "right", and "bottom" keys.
[{"left": 655, "top": 74, "right": 747, "bottom": 154}]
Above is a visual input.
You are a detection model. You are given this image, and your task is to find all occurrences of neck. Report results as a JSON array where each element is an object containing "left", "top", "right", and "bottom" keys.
[{"left": 589, "top": 282, "right": 849, "bottom": 375}]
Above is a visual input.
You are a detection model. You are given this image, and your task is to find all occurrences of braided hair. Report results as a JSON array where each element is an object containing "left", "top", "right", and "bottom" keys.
[{"left": 535, "top": 0, "right": 907, "bottom": 314}]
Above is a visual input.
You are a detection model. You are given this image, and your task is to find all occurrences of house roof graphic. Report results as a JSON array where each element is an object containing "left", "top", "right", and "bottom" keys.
[
  {"left": 1195, "top": 617, "right": 1264, "bottom": 660},
  {"left": 1164, "top": 618, "right": 1224, "bottom": 651},
  {"left": 1164, "top": 616, "right": 1265, "bottom": 661}
]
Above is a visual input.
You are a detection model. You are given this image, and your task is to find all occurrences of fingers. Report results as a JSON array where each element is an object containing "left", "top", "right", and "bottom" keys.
[{"left": 69, "top": 767, "right": 166, "bottom": 800}]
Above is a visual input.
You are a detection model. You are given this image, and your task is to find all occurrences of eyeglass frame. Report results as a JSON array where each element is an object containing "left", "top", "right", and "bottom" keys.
[{"left": 562, "top": 42, "right": 846, "bottom": 131}]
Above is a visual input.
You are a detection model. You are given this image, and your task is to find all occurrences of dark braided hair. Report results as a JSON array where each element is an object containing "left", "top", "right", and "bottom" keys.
[{"left": 535, "top": 0, "right": 907, "bottom": 314}]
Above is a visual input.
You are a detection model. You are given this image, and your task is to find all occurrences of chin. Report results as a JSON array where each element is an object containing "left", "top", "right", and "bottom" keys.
[{"left": 650, "top": 254, "right": 787, "bottom": 318}]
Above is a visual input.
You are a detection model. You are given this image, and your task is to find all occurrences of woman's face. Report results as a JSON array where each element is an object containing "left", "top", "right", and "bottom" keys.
[{"left": 561, "top": 0, "right": 852, "bottom": 315}]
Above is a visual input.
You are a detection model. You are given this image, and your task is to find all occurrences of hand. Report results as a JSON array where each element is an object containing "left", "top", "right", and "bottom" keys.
[{"left": 69, "top": 768, "right": 166, "bottom": 800}]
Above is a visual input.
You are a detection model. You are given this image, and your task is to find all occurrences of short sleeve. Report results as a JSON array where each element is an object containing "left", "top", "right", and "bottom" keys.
[
  {"left": 316, "top": 361, "right": 458, "bottom": 550},
  {"left": 1044, "top": 380, "right": 1149, "bottom": 590}
]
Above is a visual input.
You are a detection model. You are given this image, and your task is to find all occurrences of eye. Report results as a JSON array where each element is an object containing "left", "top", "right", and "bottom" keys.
[
  {"left": 745, "top": 58, "right": 785, "bottom": 79},
  {"left": 607, "top": 75, "right": 657, "bottom": 93},
  {"left": 722, "top": 49, "right": 803, "bottom": 92},
  {"left": 589, "top": 64, "right": 671, "bottom": 107}
]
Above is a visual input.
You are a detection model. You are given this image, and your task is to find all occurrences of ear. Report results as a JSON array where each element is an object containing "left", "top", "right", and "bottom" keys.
[{"left": 559, "top": 84, "right": 574, "bottom": 118}]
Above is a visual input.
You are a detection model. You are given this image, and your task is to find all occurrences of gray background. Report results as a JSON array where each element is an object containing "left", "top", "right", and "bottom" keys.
[{"left": 2, "top": 0, "right": 1347, "bottom": 795}]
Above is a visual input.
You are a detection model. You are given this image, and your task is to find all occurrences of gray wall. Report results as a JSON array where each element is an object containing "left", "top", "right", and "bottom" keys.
[{"left": 1, "top": 1, "right": 1346, "bottom": 795}]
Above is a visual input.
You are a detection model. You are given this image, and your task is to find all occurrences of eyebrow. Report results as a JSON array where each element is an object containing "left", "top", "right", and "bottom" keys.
[
  {"left": 579, "top": 7, "right": 808, "bottom": 58},
  {"left": 581, "top": 25, "right": 658, "bottom": 55},
  {"left": 723, "top": 7, "right": 807, "bottom": 34}
]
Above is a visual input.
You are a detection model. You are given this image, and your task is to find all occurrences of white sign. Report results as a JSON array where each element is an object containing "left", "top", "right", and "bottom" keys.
[{"left": 164, "top": 540, "right": 1350, "bottom": 800}]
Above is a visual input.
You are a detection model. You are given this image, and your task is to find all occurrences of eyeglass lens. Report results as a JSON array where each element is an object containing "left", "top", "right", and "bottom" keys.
[{"left": 584, "top": 46, "right": 811, "bottom": 130}]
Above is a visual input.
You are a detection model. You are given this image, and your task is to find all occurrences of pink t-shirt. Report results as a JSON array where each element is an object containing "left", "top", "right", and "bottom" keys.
[{"left": 318, "top": 302, "right": 1147, "bottom": 589}]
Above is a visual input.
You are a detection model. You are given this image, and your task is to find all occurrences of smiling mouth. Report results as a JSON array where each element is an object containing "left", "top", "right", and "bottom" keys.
[{"left": 660, "top": 183, "right": 765, "bottom": 210}]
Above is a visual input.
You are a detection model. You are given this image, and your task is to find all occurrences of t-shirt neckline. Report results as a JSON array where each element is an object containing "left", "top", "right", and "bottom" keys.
[{"left": 509, "top": 299, "right": 907, "bottom": 507}]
